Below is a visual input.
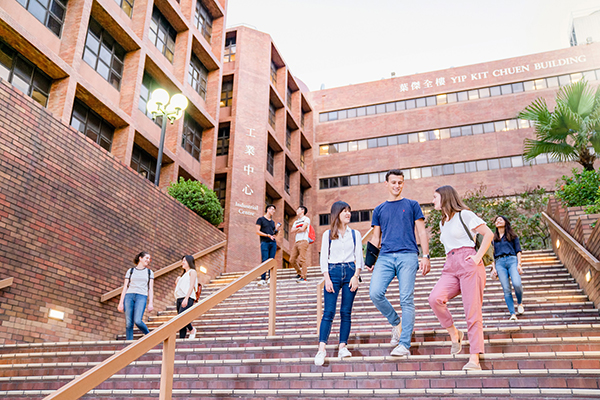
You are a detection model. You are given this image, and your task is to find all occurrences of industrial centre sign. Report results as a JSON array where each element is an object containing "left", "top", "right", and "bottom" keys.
[{"left": 399, "top": 54, "right": 589, "bottom": 92}]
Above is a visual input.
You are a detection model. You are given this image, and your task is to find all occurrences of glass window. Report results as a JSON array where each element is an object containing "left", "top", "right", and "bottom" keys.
[
  {"left": 523, "top": 80, "right": 535, "bottom": 91},
  {"left": 150, "top": 8, "right": 176, "bottom": 63},
  {"left": 426, "top": 96, "right": 436, "bottom": 106},
  {"left": 535, "top": 154, "right": 548, "bottom": 164},
  {"left": 348, "top": 141, "right": 358, "bottom": 151},
  {"left": 188, "top": 53, "right": 208, "bottom": 99},
  {"left": 442, "top": 164, "right": 454, "bottom": 175},
  {"left": 446, "top": 92, "right": 458, "bottom": 103},
  {"left": 366, "top": 105, "right": 376, "bottom": 115},
  {"left": 416, "top": 97, "right": 426, "bottom": 108},
  {"left": 376, "top": 104, "right": 386, "bottom": 114},
  {"left": 583, "top": 70, "right": 596, "bottom": 82},
  {"left": 408, "top": 133, "right": 418, "bottom": 143},
  {"left": 494, "top": 121, "right": 506, "bottom": 131},
  {"left": 499, "top": 157, "right": 512, "bottom": 168},
  {"left": 385, "top": 102, "right": 396, "bottom": 113},
  {"left": 358, "top": 140, "right": 368, "bottom": 150},
  {"left": 534, "top": 78, "right": 547, "bottom": 89},
  {"left": 512, "top": 82, "right": 524, "bottom": 93},
  {"left": 488, "top": 159, "right": 500, "bottom": 170},
  {"left": 194, "top": 1, "right": 213, "bottom": 42},
  {"left": 17, "top": 0, "right": 67, "bottom": 37},
  {"left": 546, "top": 76, "right": 559, "bottom": 87},
  {"left": 418, "top": 131, "right": 428, "bottom": 142},
  {"left": 138, "top": 72, "right": 163, "bottom": 126},
  {"left": 338, "top": 110, "right": 347, "bottom": 120},
  {"left": 319, "top": 113, "right": 328, "bottom": 123},
  {"left": 439, "top": 128, "right": 450, "bottom": 139},
  {"left": 410, "top": 168, "right": 421, "bottom": 179},
  {"left": 436, "top": 94, "right": 447, "bottom": 105},
  {"left": 396, "top": 101, "right": 406, "bottom": 110},
  {"left": 401, "top": 169, "right": 411, "bottom": 179},
  {"left": 224, "top": 35, "right": 236, "bottom": 62},
  {"left": 472, "top": 124, "right": 484, "bottom": 134},
  {"left": 367, "top": 138, "right": 378, "bottom": 148},
  {"left": 220, "top": 79, "right": 233, "bottom": 107},
  {"left": 338, "top": 142, "right": 348, "bottom": 152},
  {"left": 506, "top": 119, "right": 518, "bottom": 130},
  {"left": 454, "top": 163, "right": 465, "bottom": 174},
  {"left": 558, "top": 74, "right": 571, "bottom": 86},
  {"left": 340, "top": 176, "right": 349, "bottom": 187},
  {"left": 319, "top": 214, "right": 330, "bottom": 226},
  {"left": 432, "top": 165, "right": 443, "bottom": 176},
  {"left": 405, "top": 99, "right": 416, "bottom": 109},
  {"left": 397, "top": 135, "right": 408, "bottom": 144},
  {"left": 379, "top": 172, "right": 386, "bottom": 182},
  {"left": 350, "top": 175, "right": 359, "bottom": 185},
  {"left": 369, "top": 173, "right": 379, "bottom": 184},
  {"left": 357, "top": 107, "right": 366, "bottom": 117},
  {"left": 216, "top": 124, "right": 230, "bottom": 156},
  {"left": 468, "top": 90, "right": 479, "bottom": 100},
  {"left": 483, "top": 122, "right": 495, "bottom": 133},
  {"left": 465, "top": 161, "right": 477, "bottom": 172},
  {"left": 377, "top": 137, "right": 388, "bottom": 147},
  {"left": 461, "top": 125, "right": 472, "bottom": 136},
  {"left": 476, "top": 160, "right": 488, "bottom": 171},
  {"left": 70, "top": 99, "right": 114, "bottom": 152},
  {"left": 457, "top": 91, "right": 468, "bottom": 102},
  {"left": 131, "top": 144, "right": 157, "bottom": 183},
  {"left": 518, "top": 119, "right": 530, "bottom": 129},
  {"left": 358, "top": 174, "right": 369, "bottom": 185},
  {"left": 429, "top": 130, "right": 440, "bottom": 140},
  {"left": 490, "top": 86, "right": 501, "bottom": 96},
  {"left": 319, "top": 179, "right": 329, "bottom": 189},
  {"left": 181, "top": 114, "right": 203, "bottom": 161},
  {"left": 421, "top": 166, "right": 432, "bottom": 178},
  {"left": 347, "top": 108, "right": 357, "bottom": 118},
  {"left": 478, "top": 87, "right": 490, "bottom": 98},
  {"left": 500, "top": 84, "right": 512, "bottom": 95},
  {"left": 82, "top": 18, "right": 126, "bottom": 90},
  {"left": 328, "top": 111, "right": 337, "bottom": 121},
  {"left": 387, "top": 135, "right": 398, "bottom": 146},
  {"left": 450, "top": 127, "right": 461, "bottom": 138}
]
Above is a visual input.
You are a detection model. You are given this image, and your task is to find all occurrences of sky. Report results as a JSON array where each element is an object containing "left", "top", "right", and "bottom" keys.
[{"left": 225, "top": 0, "right": 600, "bottom": 91}]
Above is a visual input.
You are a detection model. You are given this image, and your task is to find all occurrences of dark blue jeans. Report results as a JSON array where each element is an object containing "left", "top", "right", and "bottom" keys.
[
  {"left": 260, "top": 241, "right": 277, "bottom": 280},
  {"left": 124, "top": 293, "right": 149, "bottom": 340},
  {"left": 318, "top": 262, "right": 357, "bottom": 344}
]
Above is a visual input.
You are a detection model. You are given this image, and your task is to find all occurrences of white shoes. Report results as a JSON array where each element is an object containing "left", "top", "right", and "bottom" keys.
[
  {"left": 257, "top": 279, "right": 267, "bottom": 286},
  {"left": 314, "top": 350, "right": 326, "bottom": 366},
  {"left": 517, "top": 304, "right": 525, "bottom": 315},
  {"left": 390, "top": 344, "right": 410, "bottom": 356},
  {"left": 509, "top": 314, "right": 518, "bottom": 321},
  {"left": 188, "top": 327, "right": 197, "bottom": 340},
  {"left": 338, "top": 347, "right": 352, "bottom": 359},
  {"left": 390, "top": 324, "right": 402, "bottom": 346}
]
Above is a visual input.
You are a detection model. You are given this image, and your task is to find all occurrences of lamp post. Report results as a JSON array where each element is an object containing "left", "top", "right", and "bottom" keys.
[{"left": 147, "top": 88, "right": 188, "bottom": 186}]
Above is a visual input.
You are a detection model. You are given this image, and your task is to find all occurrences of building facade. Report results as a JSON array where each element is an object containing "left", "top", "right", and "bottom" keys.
[
  {"left": 0, "top": 0, "right": 227, "bottom": 189},
  {"left": 215, "top": 26, "right": 314, "bottom": 272},
  {"left": 309, "top": 43, "right": 600, "bottom": 265}
]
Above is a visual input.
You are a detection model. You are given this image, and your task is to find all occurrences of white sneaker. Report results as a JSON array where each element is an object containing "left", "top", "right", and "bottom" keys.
[
  {"left": 188, "top": 327, "right": 196, "bottom": 340},
  {"left": 314, "top": 350, "right": 326, "bottom": 366},
  {"left": 517, "top": 304, "right": 524, "bottom": 315},
  {"left": 390, "top": 324, "right": 402, "bottom": 346},
  {"left": 390, "top": 344, "right": 410, "bottom": 356},
  {"left": 509, "top": 314, "right": 518, "bottom": 321},
  {"left": 338, "top": 347, "right": 352, "bottom": 359},
  {"left": 257, "top": 279, "right": 266, "bottom": 286}
]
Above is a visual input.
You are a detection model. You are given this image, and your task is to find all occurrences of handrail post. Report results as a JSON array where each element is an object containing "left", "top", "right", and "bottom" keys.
[
  {"left": 316, "top": 278, "right": 324, "bottom": 334},
  {"left": 268, "top": 261, "right": 277, "bottom": 336},
  {"left": 159, "top": 333, "right": 177, "bottom": 400}
]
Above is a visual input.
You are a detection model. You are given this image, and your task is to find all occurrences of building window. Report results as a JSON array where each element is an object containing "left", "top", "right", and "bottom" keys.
[
  {"left": 220, "top": 79, "right": 233, "bottom": 107},
  {"left": 0, "top": 41, "right": 52, "bottom": 107},
  {"left": 284, "top": 213, "right": 289, "bottom": 240},
  {"left": 265, "top": 194, "right": 273, "bottom": 210},
  {"left": 301, "top": 110, "right": 305, "bottom": 128},
  {"left": 181, "top": 114, "right": 202, "bottom": 161},
  {"left": 214, "top": 176, "right": 226, "bottom": 209},
  {"left": 149, "top": 7, "right": 176, "bottom": 63},
  {"left": 267, "top": 146, "right": 274, "bottom": 175},
  {"left": 194, "top": 1, "right": 213, "bottom": 43},
  {"left": 300, "top": 188, "right": 305, "bottom": 206},
  {"left": 83, "top": 18, "right": 125, "bottom": 90},
  {"left": 284, "top": 168, "right": 290, "bottom": 194},
  {"left": 70, "top": 99, "right": 114, "bottom": 152},
  {"left": 114, "top": 0, "right": 134, "bottom": 18},
  {"left": 224, "top": 35, "right": 236, "bottom": 62},
  {"left": 319, "top": 214, "right": 330, "bottom": 226},
  {"left": 270, "top": 61, "right": 277, "bottom": 85},
  {"left": 287, "top": 87, "right": 292, "bottom": 109},
  {"left": 16, "top": 0, "right": 67, "bottom": 37},
  {"left": 216, "top": 125, "right": 230, "bottom": 156},
  {"left": 269, "top": 102, "right": 276, "bottom": 129},
  {"left": 188, "top": 54, "right": 208, "bottom": 99},
  {"left": 130, "top": 144, "right": 157, "bottom": 182},
  {"left": 138, "top": 72, "right": 162, "bottom": 126},
  {"left": 350, "top": 210, "right": 372, "bottom": 223},
  {"left": 286, "top": 128, "right": 291, "bottom": 150},
  {"left": 300, "top": 148, "right": 305, "bottom": 169}
]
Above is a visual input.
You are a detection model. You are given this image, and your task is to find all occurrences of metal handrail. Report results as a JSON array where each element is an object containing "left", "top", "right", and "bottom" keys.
[
  {"left": 43, "top": 258, "right": 277, "bottom": 400},
  {"left": 0, "top": 277, "right": 13, "bottom": 290},
  {"left": 316, "top": 227, "right": 373, "bottom": 333},
  {"left": 100, "top": 240, "right": 227, "bottom": 302},
  {"left": 542, "top": 211, "right": 600, "bottom": 271}
]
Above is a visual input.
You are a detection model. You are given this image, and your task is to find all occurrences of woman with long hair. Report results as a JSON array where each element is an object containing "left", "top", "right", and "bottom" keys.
[
  {"left": 314, "top": 201, "right": 363, "bottom": 366},
  {"left": 490, "top": 216, "right": 524, "bottom": 321},
  {"left": 174, "top": 255, "right": 199, "bottom": 339},
  {"left": 428, "top": 186, "right": 494, "bottom": 370},
  {"left": 117, "top": 251, "right": 154, "bottom": 340}
]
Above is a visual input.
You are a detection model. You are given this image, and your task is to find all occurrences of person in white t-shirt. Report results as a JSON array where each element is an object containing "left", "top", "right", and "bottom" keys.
[
  {"left": 428, "top": 186, "right": 494, "bottom": 371},
  {"left": 290, "top": 206, "right": 310, "bottom": 282},
  {"left": 174, "top": 255, "right": 199, "bottom": 339}
]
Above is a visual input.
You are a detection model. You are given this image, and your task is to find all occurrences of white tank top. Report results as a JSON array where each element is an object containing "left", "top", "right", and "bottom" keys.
[{"left": 174, "top": 269, "right": 197, "bottom": 300}]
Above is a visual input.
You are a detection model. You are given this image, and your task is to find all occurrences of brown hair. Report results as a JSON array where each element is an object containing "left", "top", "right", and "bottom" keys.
[
  {"left": 435, "top": 185, "right": 469, "bottom": 225},
  {"left": 329, "top": 201, "right": 351, "bottom": 240},
  {"left": 493, "top": 215, "right": 518, "bottom": 242}
]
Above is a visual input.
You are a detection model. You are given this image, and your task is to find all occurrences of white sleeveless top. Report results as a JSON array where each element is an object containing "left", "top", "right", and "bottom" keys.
[{"left": 174, "top": 269, "right": 197, "bottom": 300}]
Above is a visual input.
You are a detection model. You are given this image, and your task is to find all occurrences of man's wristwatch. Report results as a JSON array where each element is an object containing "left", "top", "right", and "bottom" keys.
[{"left": 423, "top": 254, "right": 430, "bottom": 259}]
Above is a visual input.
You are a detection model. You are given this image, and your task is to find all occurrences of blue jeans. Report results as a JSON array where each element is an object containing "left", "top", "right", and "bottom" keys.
[
  {"left": 369, "top": 252, "right": 419, "bottom": 348},
  {"left": 319, "top": 262, "right": 358, "bottom": 344},
  {"left": 124, "top": 293, "right": 150, "bottom": 340},
  {"left": 260, "top": 241, "right": 277, "bottom": 280},
  {"left": 495, "top": 255, "right": 523, "bottom": 315}
]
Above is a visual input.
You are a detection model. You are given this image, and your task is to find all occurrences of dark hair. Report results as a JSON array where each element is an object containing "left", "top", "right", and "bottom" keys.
[
  {"left": 134, "top": 251, "right": 150, "bottom": 265},
  {"left": 181, "top": 255, "right": 196, "bottom": 276},
  {"left": 385, "top": 169, "right": 404, "bottom": 182},
  {"left": 265, "top": 204, "right": 276, "bottom": 213},
  {"left": 298, "top": 206, "right": 308, "bottom": 215},
  {"left": 329, "top": 201, "right": 351, "bottom": 240},
  {"left": 493, "top": 215, "right": 518, "bottom": 242},
  {"left": 435, "top": 185, "right": 469, "bottom": 225}
]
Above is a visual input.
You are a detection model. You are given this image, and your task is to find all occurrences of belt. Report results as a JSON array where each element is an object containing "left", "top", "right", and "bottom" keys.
[{"left": 495, "top": 254, "right": 515, "bottom": 259}]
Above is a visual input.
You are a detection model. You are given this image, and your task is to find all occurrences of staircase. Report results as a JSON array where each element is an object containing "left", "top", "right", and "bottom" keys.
[{"left": 1, "top": 250, "right": 599, "bottom": 399}]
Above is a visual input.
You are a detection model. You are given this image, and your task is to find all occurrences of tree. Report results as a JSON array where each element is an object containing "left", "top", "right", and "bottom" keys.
[
  {"left": 519, "top": 80, "right": 600, "bottom": 171},
  {"left": 167, "top": 178, "right": 224, "bottom": 226}
]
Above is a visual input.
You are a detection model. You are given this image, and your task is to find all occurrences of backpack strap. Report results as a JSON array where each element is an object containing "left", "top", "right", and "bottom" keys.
[
  {"left": 147, "top": 268, "right": 151, "bottom": 289},
  {"left": 126, "top": 268, "right": 134, "bottom": 289}
]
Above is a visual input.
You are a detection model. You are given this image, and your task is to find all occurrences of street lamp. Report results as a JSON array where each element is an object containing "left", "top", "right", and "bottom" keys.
[{"left": 147, "top": 88, "right": 188, "bottom": 186}]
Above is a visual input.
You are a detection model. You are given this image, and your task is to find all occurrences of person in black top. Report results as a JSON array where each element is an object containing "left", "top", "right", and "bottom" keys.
[
  {"left": 490, "top": 216, "right": 524, "bottom": 321},
  {"left": 255, "top": 204, "right": 280, "bottom": 286}
]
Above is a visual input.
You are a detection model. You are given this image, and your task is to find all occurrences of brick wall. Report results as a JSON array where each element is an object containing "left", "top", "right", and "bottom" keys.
[
  {"left": 546, "top": 199, "right": 600, "bottom": 307},
  {"left": 0, "top": 80, "right": 226, "bottom": 344}
]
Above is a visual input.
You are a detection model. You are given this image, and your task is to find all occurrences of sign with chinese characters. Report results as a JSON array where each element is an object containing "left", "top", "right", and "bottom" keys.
[{"left": 399, "top": 54, "right": 588, "bottom": 93}]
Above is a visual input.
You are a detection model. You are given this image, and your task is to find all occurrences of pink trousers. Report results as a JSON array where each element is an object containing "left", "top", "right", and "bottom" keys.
[{"left": 428, "top": 246, "right": 486, "bottom": 354}]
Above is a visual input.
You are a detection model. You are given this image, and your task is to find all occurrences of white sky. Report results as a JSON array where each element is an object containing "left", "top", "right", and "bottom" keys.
[{"left": 225, "top": 0, "right": 600, "bottom": 91}]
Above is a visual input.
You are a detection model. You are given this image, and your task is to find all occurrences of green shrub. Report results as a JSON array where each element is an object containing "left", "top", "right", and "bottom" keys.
[
  {"left": 167, "top": 178, "right": 224, "bottom": 226},
  {"left": 555, "top": 169, "right": 600, "bottom": 207}
]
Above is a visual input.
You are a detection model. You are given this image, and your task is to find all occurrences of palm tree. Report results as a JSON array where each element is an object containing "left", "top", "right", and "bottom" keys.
[{"left": 519, "top": 80, "right": 600, "bottom": 171}]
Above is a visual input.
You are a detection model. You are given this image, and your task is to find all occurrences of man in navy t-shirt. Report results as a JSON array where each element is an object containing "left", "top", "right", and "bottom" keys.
[
  {"left": 255, "top": 204, "right": 280, "bottom": 286},
  {"left": 367, "top": 169, "right": 430, "bottom": 356}
]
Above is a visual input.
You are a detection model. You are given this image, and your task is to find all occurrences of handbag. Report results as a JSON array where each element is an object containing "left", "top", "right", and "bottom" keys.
[{"left": 458, "top": 211, "right": 494, "bottom": 266}]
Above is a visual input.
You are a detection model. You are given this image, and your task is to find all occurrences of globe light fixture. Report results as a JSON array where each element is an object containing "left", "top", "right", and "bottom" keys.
[{"left": 148, "top": 88, "right": 189, "bottom": 186}]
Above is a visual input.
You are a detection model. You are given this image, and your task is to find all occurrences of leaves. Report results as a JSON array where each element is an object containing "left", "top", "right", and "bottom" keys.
[
  {"left": 167, "top": 177, "right": 224, "bottom": 226},
  {"left": 554, "top": 168, "right": 600, "bottom": 207}
]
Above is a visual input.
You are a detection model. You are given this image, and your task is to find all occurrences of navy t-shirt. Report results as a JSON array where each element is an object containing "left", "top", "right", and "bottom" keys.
[
  {"left": 372, "top": 198, "right": 424, "bottom": 255},
  {"left": 256, "top": 216, "right": 276, "bottom": 243}
]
